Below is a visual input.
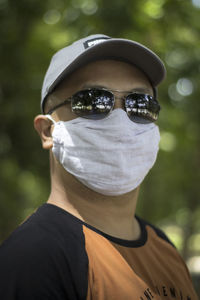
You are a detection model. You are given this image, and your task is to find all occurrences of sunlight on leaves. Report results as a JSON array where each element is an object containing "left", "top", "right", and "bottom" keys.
[
  {"left": 168, "top": 84, "right": 184, "bottom": 102},
  {"left": 188, "top": 234, "right": 200, "bottom": 252},
  {"left": 160, "top": 131, "right": 176, "bottom": 152},
  {"left": 187, "top": 256, "right": 200, "bottom": 274},
  {"left": 81, "top": 0, "right": 98, "bottom": 15},
  {"left": 49, "top": 31, "right": 71, "bottom": 49},
  {"left": 143, "top": 0, "right": 165, "bottom": 19},
  {"left": 165, "top": 49, "right": 189, "bottom": 70},
  {"left": 161, "top": 224, "right": 183, "bottom": 251},
  {"left": 192, "top": 0, "right": 200, "bottom": 8},
  {"left": 43, "top": 9, "right": 61, "bottom": 25},
  {"left": 176, "top": 78, "right": 194, "bottom": 96}
]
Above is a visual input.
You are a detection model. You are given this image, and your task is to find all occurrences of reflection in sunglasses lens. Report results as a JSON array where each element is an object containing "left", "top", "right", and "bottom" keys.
[
  {"left": 71, "top": 89, "right": 114, "bottom": 119},
  {"left": 125, "top": 94, "right": 160, "bottom": 123}
]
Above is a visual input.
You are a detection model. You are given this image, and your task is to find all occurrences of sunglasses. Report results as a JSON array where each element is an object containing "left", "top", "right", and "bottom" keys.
[{"left": 47, "top": 88, "right": 161, "bottom": 124}]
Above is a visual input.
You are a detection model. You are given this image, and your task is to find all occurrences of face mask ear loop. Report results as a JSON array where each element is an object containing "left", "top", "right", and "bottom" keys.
[{"left": 45, "top": 114, "right": 56, "bottom": 125}]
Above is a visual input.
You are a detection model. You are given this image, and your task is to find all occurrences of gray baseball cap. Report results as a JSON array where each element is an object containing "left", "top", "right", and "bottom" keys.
[{"left": 41, "top": 34, "right": 166, "bottom": 112}]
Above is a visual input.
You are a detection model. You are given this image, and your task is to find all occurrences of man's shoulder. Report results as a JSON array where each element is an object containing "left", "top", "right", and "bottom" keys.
[
  {"left": 0, "top": 204, "right": 88, "bottom": 300},
  {"left": 0, "top": 203, "right": 86, "bottom": 261}
]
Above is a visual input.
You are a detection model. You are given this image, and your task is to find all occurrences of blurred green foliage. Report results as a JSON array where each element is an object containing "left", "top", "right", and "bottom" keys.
[{"left": 0, "top": 0, "right": 200, "bottom": 288}]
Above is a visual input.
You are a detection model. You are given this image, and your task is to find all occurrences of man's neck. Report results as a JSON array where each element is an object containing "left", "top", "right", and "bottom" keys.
[{"left": 47, "top": 167, "right": 141, "bottom": 241}]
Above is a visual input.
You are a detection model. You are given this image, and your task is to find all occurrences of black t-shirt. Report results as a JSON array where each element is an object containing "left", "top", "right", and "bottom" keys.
[{"left": 0, "top": 203, "right": 198, "bottom": 299}]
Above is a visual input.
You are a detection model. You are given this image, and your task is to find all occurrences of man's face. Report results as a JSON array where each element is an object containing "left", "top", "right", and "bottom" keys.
[{"left": 48, "top": 59, "right": 153, "bottom": 122}]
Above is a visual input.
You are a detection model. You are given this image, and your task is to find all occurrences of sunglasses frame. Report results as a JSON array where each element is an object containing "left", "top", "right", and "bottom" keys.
[{"left": 46, "top": 88, "right": 161, "bottom": 124}]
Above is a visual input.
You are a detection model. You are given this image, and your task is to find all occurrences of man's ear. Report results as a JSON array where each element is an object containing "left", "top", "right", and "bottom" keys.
[{"left": 34, "top": 115, "right": 53, "bottom": 149}]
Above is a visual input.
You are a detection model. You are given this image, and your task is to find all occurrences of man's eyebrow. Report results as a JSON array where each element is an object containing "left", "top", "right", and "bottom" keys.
[{"left": 82, "top": 84, "right": 153, "bottom": 95}]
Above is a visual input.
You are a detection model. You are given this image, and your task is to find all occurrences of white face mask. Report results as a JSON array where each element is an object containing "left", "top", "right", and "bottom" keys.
[{"left": 47, "top": 109, "right": 160, "bottom": 196}]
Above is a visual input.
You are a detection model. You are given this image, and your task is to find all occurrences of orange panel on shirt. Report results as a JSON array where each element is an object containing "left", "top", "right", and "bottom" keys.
[{"left": 83, "top": 225, "right": 198, "bottom": 300}]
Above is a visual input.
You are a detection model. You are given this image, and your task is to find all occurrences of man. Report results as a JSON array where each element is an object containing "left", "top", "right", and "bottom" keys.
[{"left": 0, "top": 34, "right": 198, "bottom": 299}]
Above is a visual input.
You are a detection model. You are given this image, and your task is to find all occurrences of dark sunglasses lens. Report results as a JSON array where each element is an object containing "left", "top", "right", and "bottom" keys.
[
  {"left": 125, "top": 93, "right": 161, "bottom": 124},
  {"left": 71, "top": 89, "right": 114, "bottom": 120}
]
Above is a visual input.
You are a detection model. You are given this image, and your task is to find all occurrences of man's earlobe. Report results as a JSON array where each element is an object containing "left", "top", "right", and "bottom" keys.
[{"left": 34, "top": 115, "right": 53, "bottom": 149}]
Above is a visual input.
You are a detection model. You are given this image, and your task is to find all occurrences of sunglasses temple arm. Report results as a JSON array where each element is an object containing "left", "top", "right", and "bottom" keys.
[{"left": 47, "top": 98, "right": 72, "bottom": 115}]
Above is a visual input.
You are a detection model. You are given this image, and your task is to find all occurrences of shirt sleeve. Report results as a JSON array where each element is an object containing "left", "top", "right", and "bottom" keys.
[{"left": 0, "top": 220, "right": 88, "bottom": 300}]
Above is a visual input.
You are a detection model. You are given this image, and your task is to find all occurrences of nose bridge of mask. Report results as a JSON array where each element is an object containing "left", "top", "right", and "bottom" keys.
[
  {"left": 106, "top": 108, "right": 146, "bottom": 132},
  {"left": 105, "top": 109, "right": 131, "bottom": 131},
  {"left": 107, "top": 108, "right": 129, "bottom": 122}
]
